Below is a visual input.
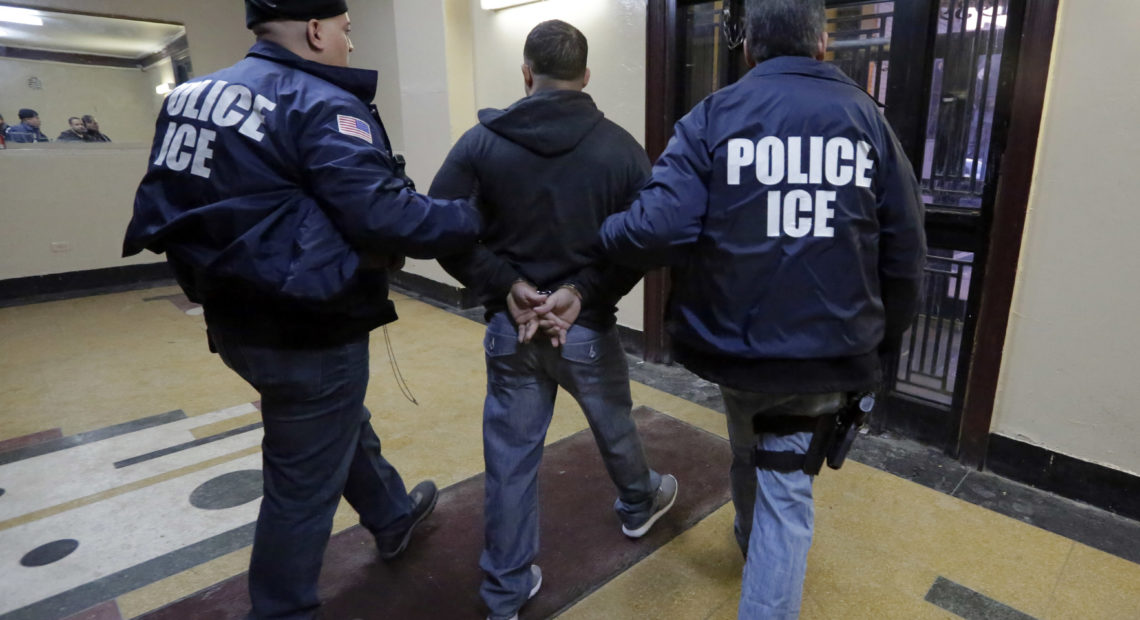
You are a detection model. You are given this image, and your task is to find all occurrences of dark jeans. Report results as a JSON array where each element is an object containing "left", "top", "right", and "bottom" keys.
[
  {"left": 479, "top": 312, "right": 658, "bottom": 618},
  {"left": 211, "top": 329, "right": 414, "bottom": 620}
]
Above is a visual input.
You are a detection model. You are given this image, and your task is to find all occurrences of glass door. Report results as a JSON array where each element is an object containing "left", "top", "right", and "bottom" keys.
[
  {"left": 677, "top": 1, "right": 747, "bottom": 113},
  {"left": 823, "top": 0, "right": 1017, "bottom": 448}
]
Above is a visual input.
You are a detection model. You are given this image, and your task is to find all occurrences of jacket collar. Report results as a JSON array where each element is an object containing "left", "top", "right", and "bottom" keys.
[
  {"left": 246, "top": 40, "right": 378, "bottom": 104},
  {"left": 748, "top": 56, "right": 865, "bottom": 92}
]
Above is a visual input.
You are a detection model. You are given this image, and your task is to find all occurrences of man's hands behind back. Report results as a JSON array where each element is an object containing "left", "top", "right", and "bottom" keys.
[
  {"left": 507, "top": 281, "right": 548, "bottom": 344},
  {"left": 506, "top": 282, "right": 582, "bottom": 346}
]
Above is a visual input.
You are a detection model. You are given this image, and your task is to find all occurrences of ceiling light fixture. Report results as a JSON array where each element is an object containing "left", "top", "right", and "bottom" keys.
[
  {"left": 480, "top": 0, "right": 544, "bottom": 10},
  {"left": 0, "top": 6, "right": 43, "bottom": 26}
]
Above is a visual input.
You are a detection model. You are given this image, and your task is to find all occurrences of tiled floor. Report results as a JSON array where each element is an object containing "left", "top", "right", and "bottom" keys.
[{"left": 1, "top": 285, "right": 1138, "bottom": 619}]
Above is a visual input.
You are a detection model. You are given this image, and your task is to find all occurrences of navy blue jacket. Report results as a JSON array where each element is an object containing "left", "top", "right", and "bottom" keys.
[
  {"left": 123, "top": 41, "right": 482, "bottom": 346},
  {"left": 7, "top": 122, "right": 49, "bottom": 143},
  {"left": 601, "top": 57, "right": 926, "bottom": 393},
  {"left": 430, "top": 90, "right": 649, "bottom": 329}
]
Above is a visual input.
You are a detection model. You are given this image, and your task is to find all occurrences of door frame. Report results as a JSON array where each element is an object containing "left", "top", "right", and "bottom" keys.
[
  {"left": 954, "top": 0, "right": 1060, "bottom": 466},
  {"left": 642, "top": 0, "right": 679, "bottom": 364},
  {"left": 641, "top": 0, "right": 1061, "bottom": 466}
]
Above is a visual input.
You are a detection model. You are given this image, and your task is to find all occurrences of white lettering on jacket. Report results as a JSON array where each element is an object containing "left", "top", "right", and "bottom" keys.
[
  {"left": 153, "top": 81, "right": 280, "bottom": 180},
  {"left": 727, "top": 136, "right": 875, "bottom": 238}
]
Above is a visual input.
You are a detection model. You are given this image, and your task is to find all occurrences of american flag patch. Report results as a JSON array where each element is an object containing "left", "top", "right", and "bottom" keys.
[{"left": 337, "top": 114, "right": 373, "bottom": 144}]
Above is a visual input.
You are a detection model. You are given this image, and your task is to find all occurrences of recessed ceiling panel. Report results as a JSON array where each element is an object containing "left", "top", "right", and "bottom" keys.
[{"left": 0, "top": 5, "right": 185, "bottom": 59}]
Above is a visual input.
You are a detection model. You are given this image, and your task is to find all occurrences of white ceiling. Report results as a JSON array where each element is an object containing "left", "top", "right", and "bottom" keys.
[{"left": 0, "top": 5, "right": 186, "bottom": 59}]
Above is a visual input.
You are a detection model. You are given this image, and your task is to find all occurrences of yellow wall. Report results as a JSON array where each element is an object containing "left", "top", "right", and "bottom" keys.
[
  {"left": 0, "top": 147, "right": 160, "bottom": 279},
  {"left": 347, "top": 0, "right": 405, "bottom": 153},
  {"left": 992, "top": 0, "right": 1140, "bottom": 475},
  {"left": 445, "top": 0, "right": 478, "bottom": 144},
  {"left": 378, "top": 0, "right": 467, "bottom": 289},
  {"left": 468, "top": 0, "right": 647, "bottom": 140}
]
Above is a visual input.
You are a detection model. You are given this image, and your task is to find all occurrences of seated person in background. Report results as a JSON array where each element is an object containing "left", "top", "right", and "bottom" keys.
[
  {"left": 83, "top": 115, "right": 111, "bottom": 142},
  {"left": 7, "top": 109, "right": 50, "bottom": 143},
  {"left": 57, "top": 117, "right": 90, "bottom": 142}
]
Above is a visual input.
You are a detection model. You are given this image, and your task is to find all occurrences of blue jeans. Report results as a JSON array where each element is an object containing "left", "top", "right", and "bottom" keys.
[
  {"left": 480, "top": 312, "right": 659, "bottom": 618},
  {"left": 211, "top": 329, "right": 415, "bottom": 620},
  {"left": 720, "top": 387, "right": 843, "bottom": 620}
]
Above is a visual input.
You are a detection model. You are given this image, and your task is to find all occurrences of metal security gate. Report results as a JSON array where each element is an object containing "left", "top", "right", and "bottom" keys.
[
  {"left": 827, "top": 0, "right": 1018, "bottom": 447},
  {"left": 644, "top": 0, "right": 1052, "bottom": 458},
  {"left": 896, "top": 252, "right": 972, "bottom": 407},
  {"left": 827, "top": 2, "right": 892, "bottom": 105}
]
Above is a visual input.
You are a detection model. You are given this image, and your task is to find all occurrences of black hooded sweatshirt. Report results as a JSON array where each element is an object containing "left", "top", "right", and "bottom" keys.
[{"left": 430, "top": 90, "right": 650, "bottom": 329}]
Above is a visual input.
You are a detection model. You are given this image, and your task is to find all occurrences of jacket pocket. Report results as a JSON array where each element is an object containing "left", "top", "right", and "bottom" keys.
[{"left": 282, "top": 197, "right": 357, "bottom": 302}]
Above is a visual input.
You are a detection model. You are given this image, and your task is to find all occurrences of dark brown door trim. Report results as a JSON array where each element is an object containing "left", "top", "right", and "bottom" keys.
[
  {"left": 642, "top": 0, "right": 679, "bottom": 363},
  {"left": 645, "top": 0, "right": 678, "bottom": 162},
  {"left": 956, "top": 0, "right": 1061, "bottom": 467}
]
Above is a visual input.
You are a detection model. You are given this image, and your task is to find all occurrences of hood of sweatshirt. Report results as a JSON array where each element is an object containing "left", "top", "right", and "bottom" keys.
[{"left": 477, "top": 89, "right": 604, "bottom": 157}]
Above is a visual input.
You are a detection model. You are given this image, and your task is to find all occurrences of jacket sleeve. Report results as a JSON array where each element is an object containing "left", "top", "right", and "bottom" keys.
[
  {"left": 876, "top": 127, "right": 928, "bottom": 347},
  {"left": 300, "top": 102, "right": 483, "bottom": 260},
  {"left": 428, "top": 130, "right": 524, "bottom": 297},
  {"left": 562, "top": 262, "right": 645, "bottom": 303},
  {"left": 561, "top": 143, "right": 652, "bottom": 301},
  {"left": 599, "top": 102, "right": 712, "bottom": 269}
]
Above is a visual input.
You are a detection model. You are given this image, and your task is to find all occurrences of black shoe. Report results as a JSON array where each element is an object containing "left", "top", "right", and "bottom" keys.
[{"left": 377, "top": 480, "right": 438, "bottom": 560}]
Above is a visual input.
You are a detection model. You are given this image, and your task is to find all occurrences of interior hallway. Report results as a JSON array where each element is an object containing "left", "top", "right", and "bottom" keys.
[{"left": 1, "top": 284, "right": 1138, "bottom": 620}]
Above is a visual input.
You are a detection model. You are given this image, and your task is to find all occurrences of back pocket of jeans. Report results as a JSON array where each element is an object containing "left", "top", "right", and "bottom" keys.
[
  {"left": 560, "top": 337, "right": 604, "bottom": 365},
  {"left": 484, "top": 332, "right": 519, "bottom": 358}
]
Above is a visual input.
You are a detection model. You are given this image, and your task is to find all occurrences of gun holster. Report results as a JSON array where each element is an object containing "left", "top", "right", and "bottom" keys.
[
  {"left": 393, "top": 154, "right": 415, "bottom": 191},
  {"left": 828, "top": 393, "right": 875, "bottom": 470},
  {"left": 751, "top": 392, "right": 875, "bottom": 476}
]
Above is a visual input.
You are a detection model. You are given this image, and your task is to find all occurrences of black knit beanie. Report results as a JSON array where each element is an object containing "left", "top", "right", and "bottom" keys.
[{"left": 246, "top": 0, "right": 349, "bottom": 29}]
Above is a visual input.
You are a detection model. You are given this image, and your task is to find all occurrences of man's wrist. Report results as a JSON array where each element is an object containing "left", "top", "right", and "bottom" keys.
[{"left": 559, "top": 283, "right": 583, "bottom": 300}]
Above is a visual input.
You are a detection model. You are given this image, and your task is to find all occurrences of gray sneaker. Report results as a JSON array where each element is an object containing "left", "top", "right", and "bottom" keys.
[
  {"left": 376, "top": 480, "right": 438, "bottom": 560},
  {"left": 488, "top": 565, "right": 542, "bottom": 620},
  {"left": 622, "top": 474, "right": 678, "bottom": 538}
]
